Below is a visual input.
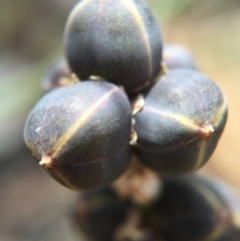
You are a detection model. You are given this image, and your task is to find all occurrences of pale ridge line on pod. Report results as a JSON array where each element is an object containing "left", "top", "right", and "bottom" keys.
[
  {"left": 141, "top": 136, "right": 200, "bottom": 152},
  {"left": 193, "top": 95, "right": 227, "bottom": 172},
  {"left": 50, "top": 87, "right": 119, "bottom": 159},
  {"left": 64, "top": 0, "right": 94, "bottom": 34},
  {"left": 189, "top": 182, "right": 231, "bottom": 241},
  {"left": 190, "top": 180, "right": 225, "bottom": 210},
  {"left": 40, "top": 156, "right": 77, "bottom": 190},
  {"left": 119, "top": 0, "right": 152, "bottom": 80},
  {"left": 145, "top": 105, "right": 214, "bottom": 135},
  {"left": 213, "top": 94, "right": 228, "bottom": 127},
  {"left": 193, "top": 139, "right": 208, "bottom": 172},
  {"left": 193, "top": 96, "right": 227, "bottom": 177}
]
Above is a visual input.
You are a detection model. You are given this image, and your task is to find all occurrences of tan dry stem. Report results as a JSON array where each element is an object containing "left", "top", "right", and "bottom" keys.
[
  {"left": 89, "top": 75, "right": 105, "bottom": 81},
  {"left": 112, "top": 154, "right": 162, "bottom": 205},
  {"left": 113, "top": 208, "right": 150, "bottom": 241},
  {"left": 132, "top": 94, "right": 145, "bottom": 116},
  {"left": 70, "top": 73, "right": 80, "bottom": 83},
  {"left": 130, "top": 118, "right": 138, "bottom": 145},
  {"left": 59, "top": 73, "right": 80, "bottom": 87},
  {"left": 160, "top": 62, "right": 169, "bottom": 75},
  {"left": 130, "top": 130, "right": 138, "bottom": 146}
]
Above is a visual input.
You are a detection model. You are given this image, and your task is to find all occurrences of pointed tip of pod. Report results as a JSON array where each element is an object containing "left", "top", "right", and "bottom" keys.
[
  {"left": 39, "top": 156, "right": 52, "bottom": 167},
  {"left": 200, "top": 124, "right": 214, "bottom": 137}
]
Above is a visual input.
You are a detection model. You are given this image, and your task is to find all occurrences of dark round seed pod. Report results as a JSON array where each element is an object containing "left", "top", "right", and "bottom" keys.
[
  {"left": 71, "top": 187, "right": 130, "bottom": 241},
  {"left": 24, "top": 81, "right": 132, "bottom": 190},
  {"left": 162, "top": 44, "right": 197, "bottom": 70},
  {"left": 42, "top": 58, "right": 77, "bottom": 93},
  {"left": 134, "top": 69, "right": 228, "bottom": 174},
  {"left": 143, "top": 175, "right": 240, "bottom": 241},
  {"left": 64, "top": 0, "right": 162, "bottom": 93}
]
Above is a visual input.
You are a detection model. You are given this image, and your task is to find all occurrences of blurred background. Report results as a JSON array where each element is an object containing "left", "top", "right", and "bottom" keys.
[{"left": 0, "top": 0, "right": 239, "bottom": 240}]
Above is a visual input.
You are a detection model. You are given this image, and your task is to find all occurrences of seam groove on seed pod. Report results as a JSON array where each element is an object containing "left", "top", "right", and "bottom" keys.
[
  {"left": 118, "top": 0, "right": 152, "bottom": 80},
  {"left": 40, "top": 156, "right": 115, "bottom": 168},
  {"left": 193, "top": 139, "right": 208, "bottom": 172},
  {"left": 43, "top": 159, "right": 78, "bottom": 190},
  {"left": 213, "top": 95, "right": 228, "bottom": 127},
  {"left": 206, "top": 218, "right": 232, "bottom": 241},
  {"left": 137, "top": 135, "right": 201, "bottom": 152},
  {"left": 52, "top": 170, "right": 78, "bottom": 190},
  {"left": 192, "top": 96, "right": 227, "bottom": 172},
  {"left": 144, "top": 106, "right": 213, "bottom": 136},
  {"left": 188, "top": 182, "right": 232, "bottom": 241},
  {"left": 64, "top": 0, "right": 94, "bottom": 33},
  {"left": 51, "top": 87, "right": 119, "bottom": 159}
]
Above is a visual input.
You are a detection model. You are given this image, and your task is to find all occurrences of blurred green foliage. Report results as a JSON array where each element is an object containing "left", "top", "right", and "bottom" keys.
[{"left": 150, "top": 0, "right": 194, "bottom": 22}]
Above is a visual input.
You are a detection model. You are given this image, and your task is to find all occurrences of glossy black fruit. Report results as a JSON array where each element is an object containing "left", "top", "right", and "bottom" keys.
[
  {"left": 162, "top": 44, "right": 197, "bottom": 70},
  {"left": 24, "top": 81, "right": 132, "bottom": 190},
  {"left": 72, "top": 187, "right": 130, "bottom": 241},
  {"left": 64, "top": 0, "right": 162, "bottom": 93},
  {"left": 143, "top": 175, "right": 240, "bottom": 241},
  {"left": 134, "top": 69, "right": 228, "bottom": 174}
]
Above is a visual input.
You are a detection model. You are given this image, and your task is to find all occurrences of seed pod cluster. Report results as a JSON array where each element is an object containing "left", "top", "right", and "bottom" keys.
[
  {"left": 71, "top": 174, "right": 240, "bottom": 241},
  {"left": 143, "top": 174, "right": 240, "bottom": 241},
  {"left": 24, "top": 0, "right": 232, "bottom": 239},
  {"left": 25, "top": 0, "right": 227, "bottom": 193}
]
